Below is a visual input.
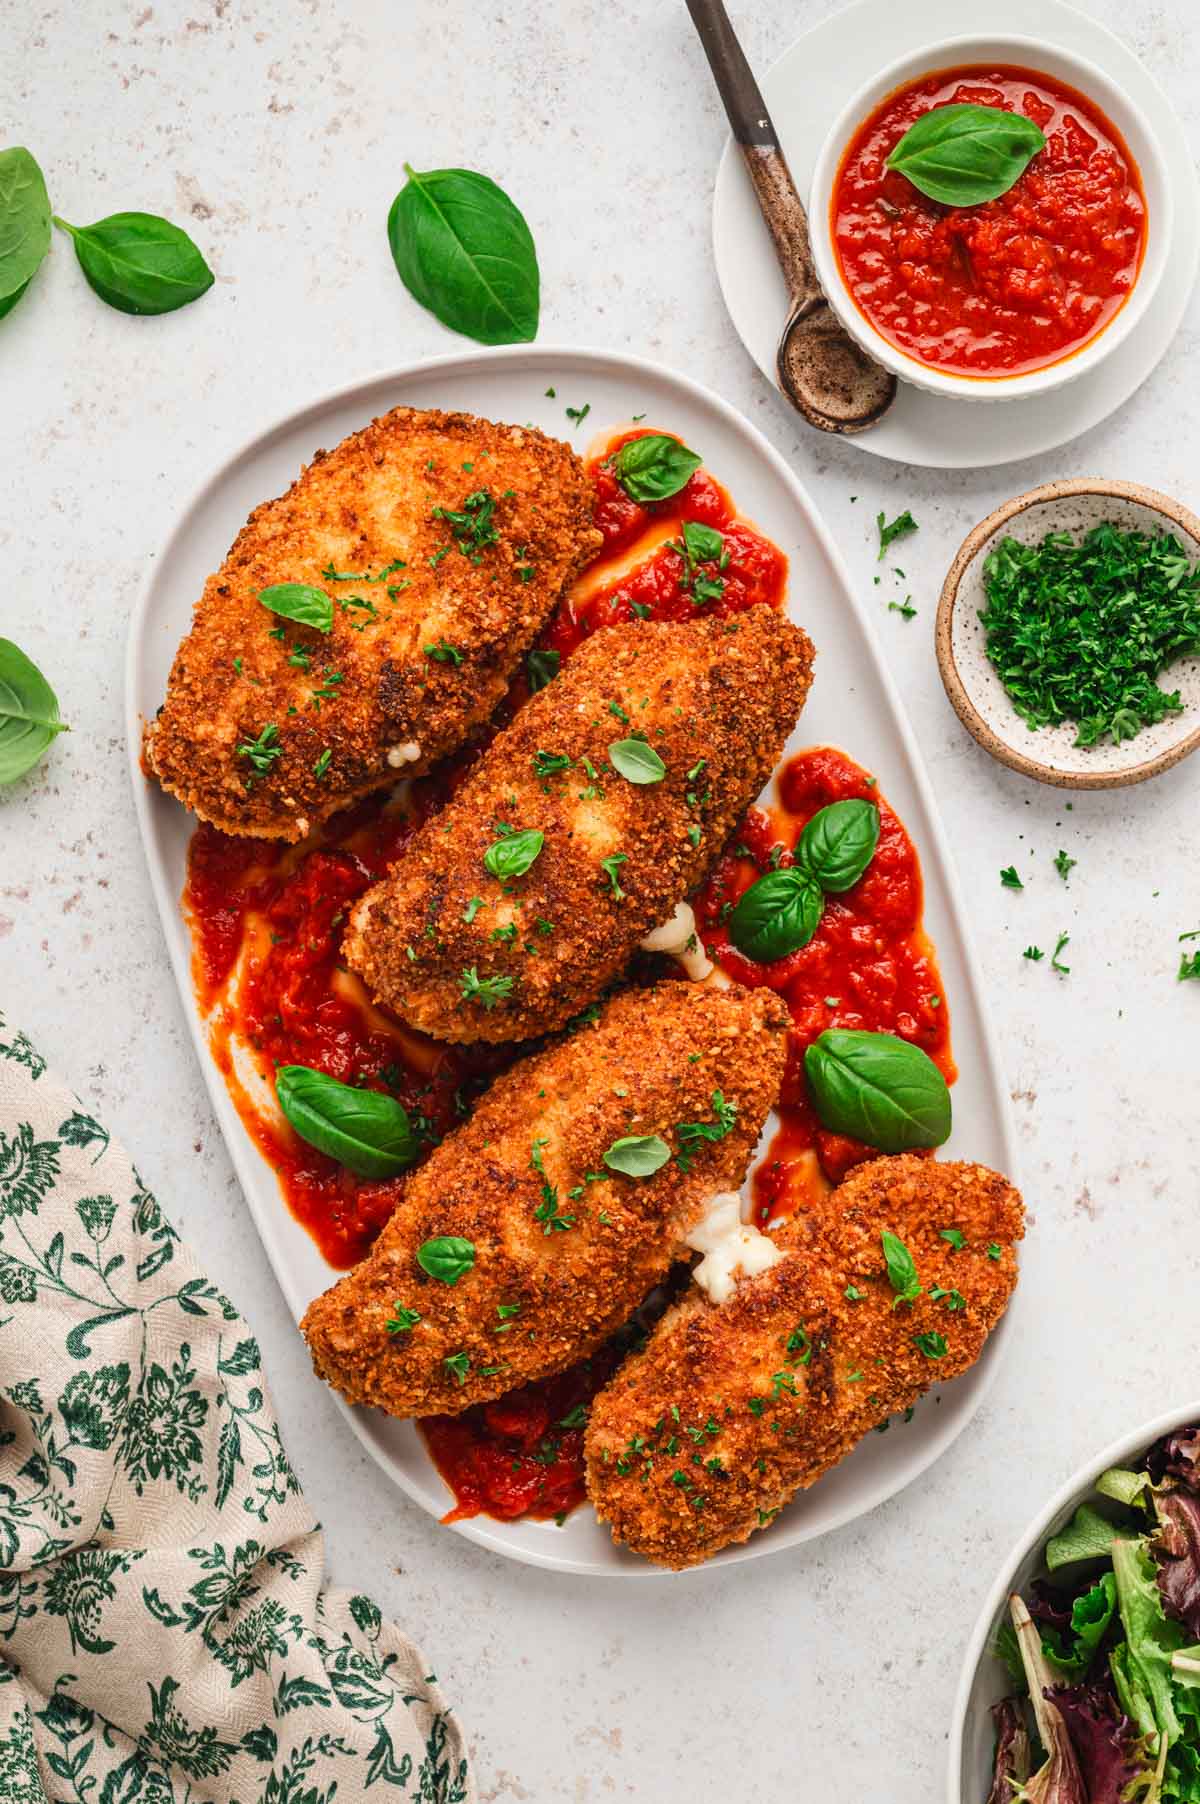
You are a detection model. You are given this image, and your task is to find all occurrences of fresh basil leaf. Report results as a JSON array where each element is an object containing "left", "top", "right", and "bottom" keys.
[
  {"left": 54, "top": 211, "right": 214, "bottom": 315},
  {"left": 682, "top": 521, "right": 723, "bottom": 563},
  {"left": 1046, "top": 1501, "right": 1131, "bottom": 1572},
  {"left": 416, "top": 1236, "right": 476, "bottom": 1286},
  {"left": 880, "top": 1229, "right": 921, "bottom": 1306},
  {"left": 803, "top": 1029, "right": 951, "bottom": 1151},
  {"left": 608, "top": 737, "right": 666, "bottom": 785},
  {"left": 258, "top": 583, "right": 334, "bottom": 633},
  {"left": 387, "top": 164, "right": 539, "bottom": 346},
  {"left": 483, "top": 827, "right": 543, "bottom": 880},
  {"left": 886, "top": 102, "right": 1046, "bottom": 208},
  {"left": 0, "top": 148, "right": 51, "bottom": 313},
  {"left": 0, "top": 638, "right": 67, "bottom": 785},
  {"left": 527, "top": 648, "right": 560, "bottom": 692},
  {"left": 603, "top": 1133, "right": 671, "bottom": 1178},
  {"left": 275, "top": 1065, "right": 420, "bottom": 1179},
  {"left": 798, "top": 800, "right": 880, "bottom": 893},
  {"left": 729, "top": 868, "right": 824, "bottom": 963},
  {"left": 613, "top": 434, "right": 702, "bottom": 504}
]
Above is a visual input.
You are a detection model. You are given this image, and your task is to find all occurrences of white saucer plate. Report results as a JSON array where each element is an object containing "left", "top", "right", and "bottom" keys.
[
  {"left": 127, "top": 345, "right": 1017, "bottom": 1575},
  {"left": 711, "top": 0, "right": 1200, "bottom": 469}
]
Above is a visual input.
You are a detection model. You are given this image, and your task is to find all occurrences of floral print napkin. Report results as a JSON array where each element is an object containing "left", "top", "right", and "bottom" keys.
[{"left": 0, "top": 1011, "right": 474, "bottom": 1803}]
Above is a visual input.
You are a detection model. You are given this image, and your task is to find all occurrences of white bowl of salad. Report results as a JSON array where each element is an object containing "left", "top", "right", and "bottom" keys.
[{"left": 949, "top": 1402, "right": 1200, "bottom": 1802}]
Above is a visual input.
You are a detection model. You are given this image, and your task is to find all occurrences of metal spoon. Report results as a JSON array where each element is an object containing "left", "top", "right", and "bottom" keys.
[{"left": 685, "top": 0, "right": 896, "bottom": 435}]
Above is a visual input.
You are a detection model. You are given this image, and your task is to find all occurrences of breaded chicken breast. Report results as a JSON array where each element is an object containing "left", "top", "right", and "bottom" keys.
[
  {"left": 345, "top": 607, "right": 815, "bottom": 1042},
  {"left": 301, "top": 980, "right": 790, "bottom": 1418},
  {"left": 144, "top": 407, "right": 601, "bottom": 840},
  {"left": 585, "top": 1155, "right": 1023, "bottom": 1568}
]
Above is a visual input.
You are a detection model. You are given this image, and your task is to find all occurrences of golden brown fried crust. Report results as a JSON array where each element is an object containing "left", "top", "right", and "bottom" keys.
[
  {"left": 344, "top": 608, "right": 815, "bottom": 1042},
  {"left": 584, "top": 1155, "right": 1024, "bottom": 1568},
  {"left": 300, "top": 980, "right": 790, "bottom": 1418},
  {"left": 143, "top": 407, "right": 602, "bottom": 840}
]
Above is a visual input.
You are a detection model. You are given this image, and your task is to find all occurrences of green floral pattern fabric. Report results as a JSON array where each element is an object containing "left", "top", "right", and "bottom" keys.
[{"left": 0, "top": 1011, "right": 474, "bottom": 1803}]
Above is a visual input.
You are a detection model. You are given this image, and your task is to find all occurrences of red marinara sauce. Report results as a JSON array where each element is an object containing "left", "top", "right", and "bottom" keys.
[
  {"left": 832, "top": 64, "right": 1147, "bottom": 377},
  {"left": 693, "top": 746, "right": 954, "bottom": 1226}
]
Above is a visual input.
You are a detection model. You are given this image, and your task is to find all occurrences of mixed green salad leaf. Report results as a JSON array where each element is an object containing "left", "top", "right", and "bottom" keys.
[{"left": 987, "top": 1421, "right": 1200, "bottom": 1803}]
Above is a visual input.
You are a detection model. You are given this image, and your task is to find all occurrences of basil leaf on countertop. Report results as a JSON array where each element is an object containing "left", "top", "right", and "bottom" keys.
[
  {"left": 804, "top": 1029, "right": 951, "bottom": 1152},
  {"left": 53, "top": 210, "right": 214, "bottom": 314},
  {"left": 0, "top": 148, "right": 51, "bottom": 316},
  {"left": 608, "top": 737, "right": 667, "bottom": 785},
  {"left": 0, "top": 638, "right": 68, "bottom": 785},
  {"left": 258, "top": 583, "right": 334, "bottom": 633},
  {"left": 613, "top": 434, "right": 702, "bottom": 504},
  {"left": 603, "top": 1133, "right": 671, "bottom": 1178},
  {"left": 798, "top": 799, "right": 880, "bottom": 893},
  {"left": 388, "top": 164, "right": 539, "bottom": 346},
  {"left": 729, "top": 867, "right": 824, "bottom": 963},
  {"left": 886, "top": 103, "right": 1046, "bottom": 208},
  {"left": 416, "top": 1236, "right": 476, "bottom": 1286},
  {"left": 275, "top": 1065, "right": 420, "bottom": 1179},
  {"left": 483, "top": 827, "right": 544, "bottom": 880}
]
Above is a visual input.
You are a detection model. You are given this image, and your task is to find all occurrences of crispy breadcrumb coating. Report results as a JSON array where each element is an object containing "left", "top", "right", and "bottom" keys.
[
  {"left": 301, "top": 980, "right": 789, "bottom": 1418},
  {"left": 144, "top": 407, "right": 601, "bottom": 840},
  {"left": 344, "top": 607, "right": 815, "bottom": 1042},
  {"left": 585, "top": 1155, "right": 1023, "bottom": 1568}
]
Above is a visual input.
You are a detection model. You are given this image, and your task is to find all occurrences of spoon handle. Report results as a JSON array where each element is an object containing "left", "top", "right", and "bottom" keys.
[{"left": 684, "top": 0, "right": 821, "bottom": 310}]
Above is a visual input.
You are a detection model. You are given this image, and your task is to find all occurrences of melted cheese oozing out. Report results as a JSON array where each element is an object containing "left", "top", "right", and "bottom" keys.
[
  {"left": 640, "top": 900, "right": 713, "bottom": 981},
  {"left": 386, "top": 741, "right": 421, "bottom": 769},
  {"left": 685, "top": 1191, "right": 783, "bottom": 1304}
]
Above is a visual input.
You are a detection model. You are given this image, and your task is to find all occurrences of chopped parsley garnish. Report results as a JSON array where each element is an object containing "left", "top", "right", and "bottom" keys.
[
  {"left": 1054, "top": 849, "right": 1076, "bottom": 882},
  {"left": 888, "top": 598, "right": 917, "bottom": 621},
  {"left": 877, "top": 509, "right": 918, "bottom": 559},
  {"left": 533, "top": 749, "right": 571, "bottom": 778},
  {"left": 431, "top": 487, "right": 500, "bottom": 560},
  {"left": 443, "top": 1351, "right": 471, "bottom": 1385},
  {"left": 999, "top": 866, "right": 1023, "bottom": 890},
  {"left": 1179, "top": 948, "right": 1200, "bottom": 981},
  {"left": 321, "top": 558, "right": 406, "bottom": 584},
  {"left": 1023, "top": 945, "right": 1044, "bottom": 962},
  {"left": 424, "top": 639, "right": 464, "bottom": 666},
  {"left": 462, "top": 896, "right": 485, "bottom": 924},
  {"left": 986, "top": 1243, "right": 1002, "bottom": 1261},
  {"left": 237, "top": 722, "right": 282, "bottom": 775},
  {"left": 313, "top": 748, "right": 332, "bottom": 780},
  {"left": 1051, "top": 931, "right": 1071, "bottom": 974},
  {"left": 675, "top": 1091, "right": 737, "bottom": 1173},
  {"left": 600, "top": 852, "right": 628, "bottom": 900},
  {"left": 913, "top": 1331, "right": 948, "bottom": 1359},
  {"left": 844, "top": 1284, "right": 865, "bottom": 1302},
  {"left": 979, "top": 523, "right": 1200, "bottom": 746},
  {"left": 385, "top": 1304, "right": 421, "bottom": 1334},
  {"left": 531, "top": 1135, "right": 576, "bottom": 1233},
  {"left": 459, "top": 967, "right": 514, "bottom": 1009},
  {"left": 565, "top": 402, "right": 590, "bottom": 428},
  {"left": 939, "top": 1228, "right": 965, "bottom": 1251},
  {"left": 930, "top": 1285, "right": 966, "bottom": 1311}
]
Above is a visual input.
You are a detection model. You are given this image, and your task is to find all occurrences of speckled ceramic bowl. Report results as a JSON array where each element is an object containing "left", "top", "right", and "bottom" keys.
[{"left": 936, "top": 479, "right": 1200, "bottom": 787}]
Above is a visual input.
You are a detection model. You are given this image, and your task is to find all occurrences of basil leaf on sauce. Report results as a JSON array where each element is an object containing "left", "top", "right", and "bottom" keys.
[
  {"left": 483, "top": 827, "right": 544, "bottom": 880},
  {"left": 54, "top": 211, "right": 214, "bottom": 314},
  {"left": 275, "top": 1066, "right": 420, "bottom": 1179},
  {"left": 885, "top": 103, "right": 1046, "bottom": 208},
  {"left": 416, "top": 1236, "right": 476, "bottom": 1286},
  {"left": 797, "top": 800, "right": 880, "bottom": 894},
  {"left": 682, "top": 521, "right": 723, "bottom": 563},
  {"left": 0, "top": 148, "right": 51, "bottom": 318},
  {"left": 803, "top": 1030, "right": 951, "bottom": 1152},
  {"left": 613, "top": 434, "right": 702, "bottom": 504},
  {"left": 387, "top": 164, "right": 539, "bottom": 345},
  {"left": 527, "top": 648, "right": 560, "bottom": 693},
  {"left": 0, "top": 638, "right": 68, "bottom": 785},
  {"left": 729, "top": 867, "right": 824, "bottom": 963},
  {"left": 608, "top": 738, "right": 667, "bottom": 785},
  {"left": 603, "top": 1133, "right": 671, "bottom": 1178},
  {"left": 258, "top": 583, "right": 334, "bottom": 633}
]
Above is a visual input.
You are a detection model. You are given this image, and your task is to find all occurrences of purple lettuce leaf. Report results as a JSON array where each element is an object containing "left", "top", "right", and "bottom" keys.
[
  {"left": 986, "top": 1697, "right": 1031, "bottom": 1804},
  {"left": 1049, "top": 1682, "right": 1144, "bottom": 1804},
  {"left": 1154, "top": 1487, "right": 1200, "bottom": 1637},
  {"left": 1146, "top": 1424, "right": 1200, "bottom": 1492}
]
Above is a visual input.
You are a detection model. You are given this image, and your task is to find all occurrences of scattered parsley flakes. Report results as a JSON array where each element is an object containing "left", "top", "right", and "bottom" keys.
[
  {"left": 913, "top": 1331, "right": 948, "bottom": 1359},
  {"left": 460, "top": 967, "right": 514, "bottom": 1009},
  {"left": 1051, "top": 931, "right": 1071, "bottom": 974},
  {"left": 443, "top": 1351, "right": 471, "bottom": 1385},
  {"left": 1023, "top": 945, "right": 1044, "bottom": 962},
  {"left": 999, "top": 866, "right": 1023, "bottom": 890},
  {"left": 888, "top": 597, "right": 917, "bottom": 621},
  {"left": 1179, "top": 948, "right": 1200, "bottom": 981},
  {"left": 939, "top": 1228, "right": 965, "bottom": 1251},
  {"left": 1053, "top": 849, "right": 1076, "bottom": 882},
  {"left": 424, "top": 638, "right": 464, "bottom": 666},
  {"left": 877, "top": 509, "right": 918, "bottom": 559},
  {"left": 986, "top": 1243, "right": 1002, "bottom": 1261},
  {"left": 565, "top": 402, "right": 591, "bottom": 428},
  {"left": 386, "top": 1304, "right": 421, "bottom": 1334}
]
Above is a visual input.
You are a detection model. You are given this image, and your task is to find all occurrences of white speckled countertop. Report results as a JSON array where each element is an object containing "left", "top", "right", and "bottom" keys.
[{"left": 3, "top": 2, "right": 1199, "bottom": 1798}]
